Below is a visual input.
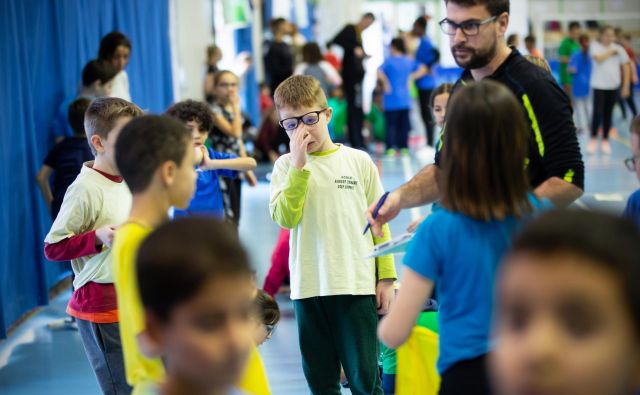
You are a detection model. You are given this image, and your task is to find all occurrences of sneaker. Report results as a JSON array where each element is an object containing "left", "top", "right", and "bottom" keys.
[
  {"left": 587, "top": 139, "right": 597, "bottom": 154},
  {"left": 601, "top": 140, "right": 611, "bottom": 155},
  {"left": 400, "top": 148, "right": 410, "bottom": 157},
  {"left": 385, "top": 148, "right": 397, "bottom": 157}
]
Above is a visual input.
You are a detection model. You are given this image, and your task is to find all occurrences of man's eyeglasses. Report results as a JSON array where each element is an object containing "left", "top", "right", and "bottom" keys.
[
  {"left": 624, "top": 155, "right": 639, "bottom": 172},
  {"left": 439, "top": 16, "right": 497, "bottom": 36},
  {"left": 279, "top": 109, "right": 327, "bottom": 131}
]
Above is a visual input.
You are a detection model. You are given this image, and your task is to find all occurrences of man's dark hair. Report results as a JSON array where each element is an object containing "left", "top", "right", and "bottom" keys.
[
  {"left": 115, "top": 115, "right": 191, "bottom": 194},
  {"left": 390, "top": 38, "right": 407, "bottom": 54},
  {"left": 137, "top": 218, "right": 252, "bottom": 322},
  {"left": 444, "top": 0, "right": 509, "bottom": 16},
  {"left": 68, "top": 97, "right": 92, "bottom": 136},
  {"left": 166, "top": 100, "right": 214, "bottom": 133},
  {"left": 508, "top": 209, "right": 640, "bottom": 334},
  {"left": 269, "top": 17, "right": 288, "bottom": 33},
  {"left": 568, "top": 21, "right": 581, "bottom": 31},
  {"left": 98, "top": 31, "right": 132, "bottom": 61},
  {"left": 82, "top": 59, "right": 119, "bottom": 87}
]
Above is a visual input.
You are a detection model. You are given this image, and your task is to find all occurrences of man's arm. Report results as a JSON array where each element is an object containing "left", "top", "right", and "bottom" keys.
[
  {"left": 366, "top": 164, "right": 440, "bottom": 238},
  {"left": 534, "top": 177, "right": 583, "bottom": 207}
]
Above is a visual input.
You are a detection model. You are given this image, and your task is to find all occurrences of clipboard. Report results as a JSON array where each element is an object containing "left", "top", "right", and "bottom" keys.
[{"left": 365, "top": 232, "right": 414, "bottom": 259}]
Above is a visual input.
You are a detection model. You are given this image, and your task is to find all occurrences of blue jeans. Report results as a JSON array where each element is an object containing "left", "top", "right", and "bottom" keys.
[{"left": 76, "top": 319, "right": 131, "bottom": 395}]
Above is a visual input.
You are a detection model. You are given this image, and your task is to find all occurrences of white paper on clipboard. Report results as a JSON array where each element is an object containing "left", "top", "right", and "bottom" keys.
[{"left": 365, "top": 232, "right": 414, "bottom": 259}]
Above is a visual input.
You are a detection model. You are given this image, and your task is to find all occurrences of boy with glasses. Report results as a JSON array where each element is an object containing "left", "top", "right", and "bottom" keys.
[
  {"left": 269, "top": 75, "right": 397, "bottom": 394},
  {"left": 623, "top": 115, "right": 640, "bottom": 226}
]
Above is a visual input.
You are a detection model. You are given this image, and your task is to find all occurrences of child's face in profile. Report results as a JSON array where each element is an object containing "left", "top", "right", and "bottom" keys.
[
  {"left": 492, "top": 252, "right": 640, "bottom": 395},
  {"left": 158, "top": 275, "right": 255, "bottom": 391},
  {"left": 631, "top": 133, "right": 640, "bottom": 181},
  {"left": 186, "top": 120, "right": 208, "bottom": 147},
  {"left": 432, "top": 93, "right": 449, "bottom": 127},
  {"left": 279, "top": 105, "right": 334, "bottom": 153},
  {"left": 169, "top": 141, "right": 197, "bottom": 209},
  {"left": 100, "top": 116, "right": 132, "bottom": 169}
]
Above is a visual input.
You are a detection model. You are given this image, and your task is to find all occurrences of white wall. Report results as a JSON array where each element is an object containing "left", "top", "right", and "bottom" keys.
[{"left": 171, "top": 0, "right": 215, "bottom": 101}]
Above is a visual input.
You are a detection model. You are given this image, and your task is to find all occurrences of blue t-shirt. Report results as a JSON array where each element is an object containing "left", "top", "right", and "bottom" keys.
[
  {"left": 415, "top": 36, "right": 438, "bottom": 90},
  {"left": 623, "top": 189, "right": 640, "bottom": 228},
  {"left": 43, "top": 136, "right": 94, "bottom": 219},
  {"left": 381, "top": 55, "right": 418, "bottom": 111},
  {"left": 51, "top": 95, "right": 95, "bottom": 139},
  {"left": 403, "top": 197, "right": 547, "bottom": 373},
  {"left": 569, "top": 51, "right": 592, "bottom": 98},
  {"left": 173, "top": 148, "right": 238, "bottom": 219}
]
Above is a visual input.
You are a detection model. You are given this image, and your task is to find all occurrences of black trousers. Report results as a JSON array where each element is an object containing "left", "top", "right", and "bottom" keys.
[
  {"left": 617, "top": 93, "right": 638, "bottom": 119},
  {"left": 439, "top": 354, "right": 492, "bottom": 395},
  {"left": 591, "top": 89, "right": 618, "bottom": 139},
  {"left": 344, "top": 81, "right": 365, "bottom": 149},
  {"left": 418, "top": 88, "right": 435, "bottom": 146}
]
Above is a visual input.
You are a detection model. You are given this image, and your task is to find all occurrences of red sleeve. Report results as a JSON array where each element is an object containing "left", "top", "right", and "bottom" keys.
[{"left": 44, "top": 231, "right": 101, "bottom": 261}]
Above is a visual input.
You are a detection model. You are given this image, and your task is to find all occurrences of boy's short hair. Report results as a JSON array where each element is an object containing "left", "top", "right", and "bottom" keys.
[
  {"left": 82, "top": 59, "right": 119, "bottom": 87},
  {"left": 274, "top": 75, "right": 328, "bottom": 111},
  {"left": 84, "top": 97, "right": 143, "bottom": 155},
  {"left": 137, "top": 218, "right": 252, "bottom": 322},
  {"left": 524, "top": 55, "right": 551, "bottom": 73},
  {"left": 68, "top": 97, "right": 92, "bottom": 136},
  {"left": 630, "top": 115, "right": 640, "bottom": 138},
  {"left": 166, "top": 100, "right": 214, "bottom": 133},
  {"left": 524, "top": 35, "right": 536, "bottom": 45},
  {"left": 98, "top": 31, "right": 132, "bottom": 61},
  {"left": 269, "top": 18, "right": 288, "bottom": 33},
  {"left": 444, "top": 0, "right": 509, "bottom": 16},
  {"left": 508, "top": 209, "right": 640, "bottom": 333},
  {"left": 390, "top": 37, "right": 407, "bottom": 54},
  {"left": 254, "top": 290, "right": 280, "bottom": 326},
  {"left": 115, "top": 115, "right": 191, "bottom": 194},
  {"left": 568, "top": 21, "right": 581, "bottom": 31}
]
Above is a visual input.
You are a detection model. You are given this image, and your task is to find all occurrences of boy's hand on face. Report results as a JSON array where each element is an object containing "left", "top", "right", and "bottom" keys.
[
  {"left": 376, "top": 279, "right": 395, "bottom": 315},
  {"left": 96, "top": 225, "right": 117, "bottom": 249},
  {"left": 289, "top": 129, "right": 312, "bottom": 170}
]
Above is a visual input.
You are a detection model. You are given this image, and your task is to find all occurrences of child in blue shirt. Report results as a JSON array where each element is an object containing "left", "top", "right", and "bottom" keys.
[
  {"left": 569, "top": 34, "right": 592, "bottom": 133},
  {"left": 378, "top": 81, "right": 547, "bottom": 395},
  {"left": 623, "top": 115, "right": 640, "bottom": 227},
  {"left": 378, "top": 37, "right": 426, "bottom": 156},
  {"left": 166, "top": 100, "right": 256, "bottom": 219}
]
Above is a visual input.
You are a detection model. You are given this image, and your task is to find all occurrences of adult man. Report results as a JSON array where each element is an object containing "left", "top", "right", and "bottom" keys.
[
  {"left": 367, "top": 0, "right": 584, "bottom": 236},
  {"left": 329, "top": 12, "right": 375, "bottom": 150}
]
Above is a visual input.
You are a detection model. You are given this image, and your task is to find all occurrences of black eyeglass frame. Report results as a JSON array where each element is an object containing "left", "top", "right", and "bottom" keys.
[
  {"left": 279, "top": 108, "right": 328, "bottom": 131},
  {"left": 438, "top": 15, "right": 498, "bottom": 36},
  {"left": 624, "top": 155, "right": 639, "bottom": 172}
]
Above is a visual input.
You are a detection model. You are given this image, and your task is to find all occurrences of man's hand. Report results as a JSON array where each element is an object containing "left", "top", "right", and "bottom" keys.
[
  {"left": 366, "top": 190, "right": 402, "bottom": 238},
  {"left": 96, "top": 225, "right": 117, "bottom": 248},
  {"left": 289, "top": 128, "right": 312, "bottom": 170},
  {"left": 376, "top": 279, "right": 395, "bottom": 315}
]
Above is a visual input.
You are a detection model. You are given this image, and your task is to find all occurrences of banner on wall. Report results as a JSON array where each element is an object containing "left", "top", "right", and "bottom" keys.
[{"left": 223, "top": 0, "right": 252, "bottom": 28}]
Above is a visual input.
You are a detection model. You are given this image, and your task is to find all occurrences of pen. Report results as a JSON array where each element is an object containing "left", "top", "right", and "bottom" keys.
[{"left": 363, "top": 191, "right": 390, "bottom": 235}]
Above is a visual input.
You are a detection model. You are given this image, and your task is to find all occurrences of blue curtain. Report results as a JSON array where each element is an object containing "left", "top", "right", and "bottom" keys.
[{"left": 0, "top": 0, "right": 173, "bottom": 338}]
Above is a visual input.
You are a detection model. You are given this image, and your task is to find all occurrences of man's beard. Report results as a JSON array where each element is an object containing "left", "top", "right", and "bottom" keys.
[{"left": 451, "top": 39, "right": 498, "bottom": 70}]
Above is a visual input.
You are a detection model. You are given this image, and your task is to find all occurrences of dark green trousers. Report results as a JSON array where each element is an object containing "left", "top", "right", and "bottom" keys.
[{"left": 293, "top": 295, "right": 382, "bottom": 395}]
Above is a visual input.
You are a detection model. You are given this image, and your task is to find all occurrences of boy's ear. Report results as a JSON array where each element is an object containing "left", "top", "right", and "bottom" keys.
[
  {"left": 139, "top": 311, "right": 165, "bottom": 359},
  {"left": 90, "top": 134, "right": 105, "bottom": 154},
  {"left": 159, "top": 160, "right": 177, "bottom": 187},
  {"left": 324, "top": 107, "right": 333, "bottom": 124}
]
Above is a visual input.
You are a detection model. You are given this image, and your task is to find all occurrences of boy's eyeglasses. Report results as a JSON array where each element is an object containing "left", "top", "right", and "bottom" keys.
[
  {"left": 624, "top": 155, "right": 639, "bottom": 171},
  {"left": 279, "top": 109, "right": 327, "bottom": 131},
  {"left": 439, "top": 16, "right": 497, "bottom": 36},
  {"left": 265, "top": 324, "right": 276, "bottom": 337}
]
